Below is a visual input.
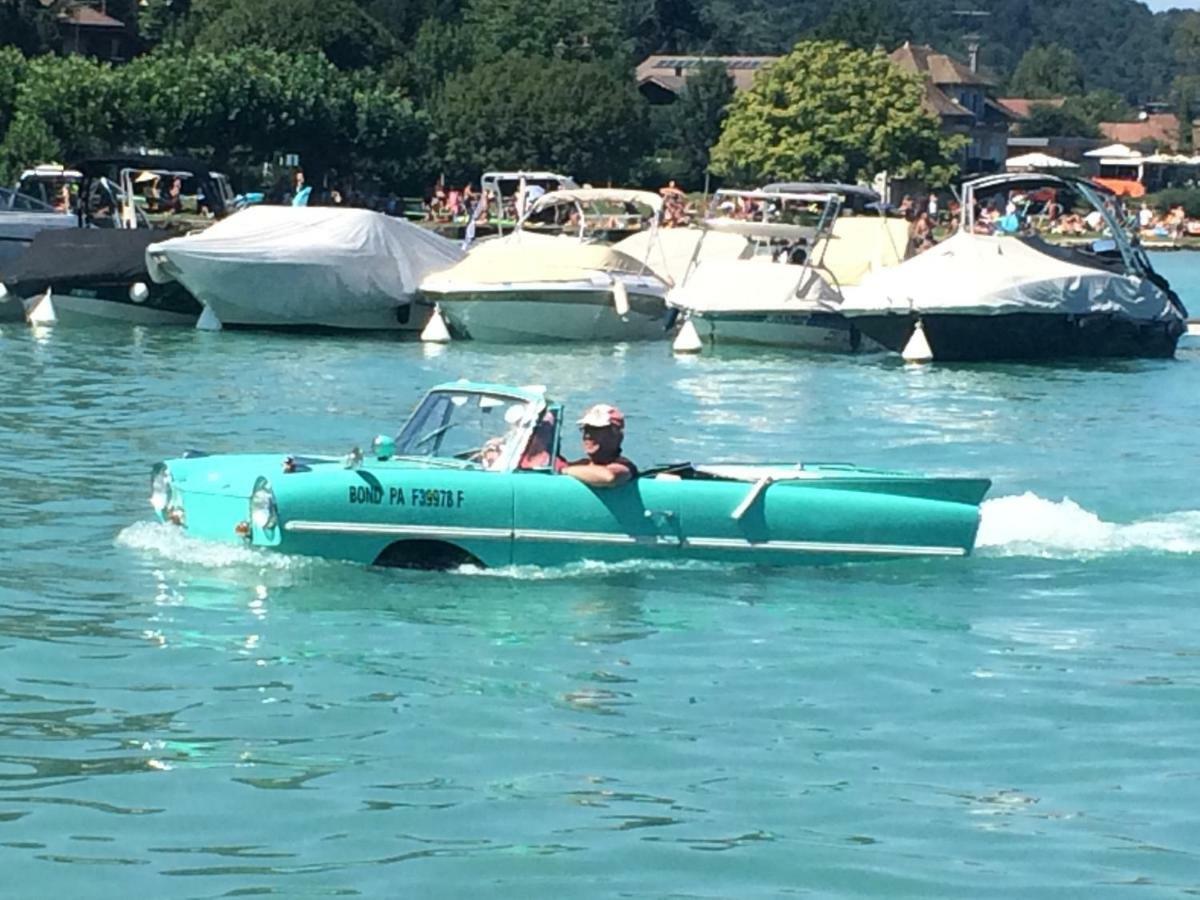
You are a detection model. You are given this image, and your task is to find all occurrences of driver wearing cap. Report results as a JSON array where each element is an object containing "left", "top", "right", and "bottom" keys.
[{"left": 563, "top": 404, "right": 637, "bottom": 488}]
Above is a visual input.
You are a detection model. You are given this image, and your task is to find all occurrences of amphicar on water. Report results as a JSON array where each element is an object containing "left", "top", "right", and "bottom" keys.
[{"left": 149, "top": 382, "right": 991, "bottom": 569}]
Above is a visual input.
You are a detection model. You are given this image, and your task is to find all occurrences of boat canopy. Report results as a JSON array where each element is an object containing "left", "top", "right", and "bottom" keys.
[
  {"left": 701, "top": 218, "right": 815, "bottom": 240},
  {"left": 760, "top": 181, "right": 881, "bottom": 210},
  {"left": 147, "top": 206, "right": 464, "bottom": 314},
  {"left": 526, "top": 188, "right": 664, "bottom": 216},
  {"left": 422, "top": 232, "right": 662, "bottom": 287},
  {"left": 844, "top": 230, "right": 1180, "bottom": 321}
]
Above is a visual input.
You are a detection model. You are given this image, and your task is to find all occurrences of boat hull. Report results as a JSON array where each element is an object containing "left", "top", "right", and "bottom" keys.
[
  {"left": 688, "top": 310, "right": 881, "bottom": 352},
  {"left": 42, "top": 283, "right": 200, "bottom": 325},
  {"left": 851, "top": 311, "right": 1184, "bottom": 361},
  {"left": 195, "top": 298, "right": 428, "bottom": 332},
  {"left": 432, "top": 284, "right": 669, "bottom": 342}
]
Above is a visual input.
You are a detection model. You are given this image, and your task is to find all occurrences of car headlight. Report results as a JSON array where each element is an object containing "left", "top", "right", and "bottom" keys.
[
  {"left": 250, "top": 479, "right": 278, "bottom": 531},
  {"left": 150, "top": 465, "right": 172, "bottom": 513}
]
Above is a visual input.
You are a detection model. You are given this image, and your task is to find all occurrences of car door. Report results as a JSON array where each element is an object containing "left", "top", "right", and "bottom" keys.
[{"left": 510, "top": 470, "right": 682, "bottom": 567}]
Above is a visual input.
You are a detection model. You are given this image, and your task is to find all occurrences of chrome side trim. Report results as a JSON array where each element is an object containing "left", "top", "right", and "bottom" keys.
[
  {"left": 283, "top": 521, "right": 966, "bottom": 556},
  {"left": 684, "top": 537, "right": 966, "bottom": 556},
  {"left": 285, "top": 521, "right": 512, "bottom": 540}
]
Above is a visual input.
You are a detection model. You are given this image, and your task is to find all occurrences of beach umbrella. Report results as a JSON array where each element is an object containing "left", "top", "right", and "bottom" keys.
[
  {"left": 1005, "top": 152, "right": 1080, "bottom": 170},
  {"left": 1084, "top": 143, "right": 1138, "bottom": 159}
]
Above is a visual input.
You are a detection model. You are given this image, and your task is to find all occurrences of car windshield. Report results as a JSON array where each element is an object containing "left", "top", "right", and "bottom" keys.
[{"left": 394, "top": 390, "right": 538, "bottom": 469}]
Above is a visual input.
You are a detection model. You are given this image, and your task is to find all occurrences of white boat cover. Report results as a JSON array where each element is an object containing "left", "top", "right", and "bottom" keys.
[
  {"left": 842, "top": 231, "right": 1179, "bottom": 321},
  {"left": 421, "top": 232, "right": 664, "bottom": 290},
  {"left": 614, "top": 228, "right": 750, "bottom": 286},
  {"left": 146, "top": 206, "right": 463, "bottom": 322},
  {"left": 668, "top": 258, "right": 841, "bottom": 313}
]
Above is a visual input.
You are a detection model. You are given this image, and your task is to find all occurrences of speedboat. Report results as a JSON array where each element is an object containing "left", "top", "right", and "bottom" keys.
[
  {"left": 148, "top": 381, "right": 991, "bottom": 569},
  {"left": 1, "top": 155, "right": 235, "bottom": 326},
  {"left": 147, "top": 205, "right": 464, "bottom": 331},
  {"left": 840, "top": 173, "right": 1189, "bottom": 361},
  {"left": 419, "top": 189, "right": 671, "bottom": 343},
  {"left": 0, "top": 185, "right": 78, "bottom": 321},
  {"left": 667, "top": 185, "right": 908, "bottom": 352}
]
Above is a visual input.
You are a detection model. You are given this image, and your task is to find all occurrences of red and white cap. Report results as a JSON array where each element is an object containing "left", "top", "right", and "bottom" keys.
[{"left": 577, "top": 403, "right": 625, "bottom": 431}]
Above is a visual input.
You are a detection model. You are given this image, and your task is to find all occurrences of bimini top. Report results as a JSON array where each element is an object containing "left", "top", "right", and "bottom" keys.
[
  {"left": 962, "top": 171, "right": 1117, "bottom": 198},
  {"left": 761, "top": 181, "right": 881, "bottom": 205},
  {"left": 526, "top": 188, "right": 665, "bottom": 216},
  {"left": 74, "top": 155, "right": 219, "bottom": 180}
]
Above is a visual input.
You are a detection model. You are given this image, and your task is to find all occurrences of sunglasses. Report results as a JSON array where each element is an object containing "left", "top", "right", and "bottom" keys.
[{"left": 580, "top": 425, "right": 613, "bottom": 437}]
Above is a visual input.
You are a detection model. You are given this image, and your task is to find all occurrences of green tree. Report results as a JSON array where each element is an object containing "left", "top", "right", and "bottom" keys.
[
  {"left": 668, "top": 59, "right": 733, "bottom": 187},
  {"left": 1065, "top": 89, "right": 1134, "bottom": 125},
  {"left": 0, "top": 111, "right": 61, "bottom": 184},
  {"left": 1018, "top": 102, "right": 1100, "bottom": 139},
  {"left": 623, "top": 0, "right": 711, "bottom": 56},
  {"left": 1008, "top": 44, "right": 1085, "bottom": 98},
  {"left": 192, "top": 0, "right": 398, "bottom": 69},
  {"left": 813, "top": 0, "right": 910, "bottom": 51},
  {"left": 0, "top": 46, "right": 26, "bottom": 142},
  {"left": 138, "top": 0, "right": 192, "bottom": 46},
  {"left": 0, "top": 0, "right": 62, "bottom": 56},
  {"left": 432, "top": 55, "right": 649, "bottom": 183},
  {"left": 463, "top": 0, "right": 627, "bottom": 64},
  {"left": 710, "top": 40, "right": 961, "bottom": 185},
  {"left": 1170, "top": 74, "right": 1200, "bottom": 151}
]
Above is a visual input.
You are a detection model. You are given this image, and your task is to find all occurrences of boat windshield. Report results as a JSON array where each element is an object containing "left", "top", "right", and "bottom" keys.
[{"left": 394, "top": 389, "right": 540, "bottom": 471}]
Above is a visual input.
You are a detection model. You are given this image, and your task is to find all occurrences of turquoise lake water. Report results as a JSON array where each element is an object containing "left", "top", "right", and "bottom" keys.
[{"left": 1, "top": 253, "right": 1198, "bottom": 898}]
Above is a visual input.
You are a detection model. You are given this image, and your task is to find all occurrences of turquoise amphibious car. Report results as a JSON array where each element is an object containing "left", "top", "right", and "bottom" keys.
[{"left": 149, "top": 381, "right": 991, "bottom": 569}]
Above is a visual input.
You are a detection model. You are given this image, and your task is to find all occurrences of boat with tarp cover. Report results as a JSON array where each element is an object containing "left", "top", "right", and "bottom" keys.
[
  {"left": 149, "top": 381, "right": 991, "bottom": 569},
  {"left": 840, "top": 173, "right": 1188, "bottom": 361}
]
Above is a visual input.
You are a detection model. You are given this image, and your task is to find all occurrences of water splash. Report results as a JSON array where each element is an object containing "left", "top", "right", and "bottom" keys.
[
  {"left": 115, "top": 521, "right": 307, "bottom": 569},
  {"left": 977, "top": 492, "right": 1200, "bottom": 558}
]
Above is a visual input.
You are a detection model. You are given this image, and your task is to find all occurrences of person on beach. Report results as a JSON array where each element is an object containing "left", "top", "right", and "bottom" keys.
[{"left": 564, "top": 404, "right": 636, "bottom": 488}]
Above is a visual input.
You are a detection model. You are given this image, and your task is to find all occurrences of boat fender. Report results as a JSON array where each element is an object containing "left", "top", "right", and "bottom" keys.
[
  {"left": 420, "top": 306, "right": 452, "bottom": 343},
  {"left": 672, "top": 317, "right": 704, "bottom": 353},
  {"left": 901, "top": 319, "right": 933, "bottom": 363},
  {"left": 611, "top": 278, "right": 630, "bottom": 318},
  {"left": 129, "top": 282, "right": 150, "bottom": 303},
  {"left": 26, "top": 289, "right": 57, "bottom": 326},
  {"left": 731, "top": 475, "right": 774, "bottom": 520},
  {"left": 0, "top": 282, "right": 8, "bottom": 302},
  {"left": 196, "top": 305, "right": 223, "bottom": 331}
]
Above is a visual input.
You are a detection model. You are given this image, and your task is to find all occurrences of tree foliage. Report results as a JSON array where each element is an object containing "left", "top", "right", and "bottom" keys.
[
  {"left": 1008, "top": 44, "right": 1085, "bottom": 98},
  {"left": 191, "top": 0, "right": 398, "bottom": 69},
  {"left": 668, "top": 60, "right": 733, "bottom": 187},
  {"left": 463, "top": 0, "right": 627, "bottom": 64},
  {"left": 711, "top": 40, "right": 960, "bottom": 185},
  {"left": 432, "top": 55, "right": 648, "bottom": 183},
  {"left": 813, "top": 0, "right": 910, "bottom": 52},
  {"left": 1018, "top": 103, "right": 1100, "bottom": 139}
]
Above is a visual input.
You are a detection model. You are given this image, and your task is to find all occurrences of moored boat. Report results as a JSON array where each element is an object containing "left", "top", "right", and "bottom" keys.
[
  {"left": 667, "top": 185, "right": 908, "bottom": 352},
  {"left": 419, "top": 189, "right": 671, "bottom": 343},
  {"left": 147, "top": 205, "right": 464, "bottom": 331},
  {"left": 840, "top": 173, "right": 1189, "bottom": 362},
  {"left": 148, "top": 381, "right": 991, "bottom": 569}
]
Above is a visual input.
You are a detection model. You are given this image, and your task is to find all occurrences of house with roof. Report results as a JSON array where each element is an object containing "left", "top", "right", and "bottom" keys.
[
  {"left": 635, "top": 56, "right": 780, "bottom": 105},
  {"left": 888, "top": 42, "right": 1014, "bottom": 175},
  {"left": 50, "top": 0, "right": 133, "bottom": 62}
]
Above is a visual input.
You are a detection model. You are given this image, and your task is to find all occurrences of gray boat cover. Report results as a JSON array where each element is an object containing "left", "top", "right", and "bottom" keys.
[
  {"left": 147, "top": 206, "right": 463, "bottom": 323},
  {"left": 842, "top": 231, "right": 1180, "bottom": 321}
]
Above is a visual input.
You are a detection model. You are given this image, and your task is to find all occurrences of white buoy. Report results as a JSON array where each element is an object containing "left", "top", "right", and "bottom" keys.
[
  {"left": 196, "top": 305, "right": 223, "bottom": 331},
  {"left": 611, "top": 279, "right": 630, "bottom": 317},
  {"left": 901, "top": 319, "right": 933, "bottom": 363},
  {"left": 129, "top": 281, "right": 150, "bottom": 303},
  {"left": 420, "top": 306, "right": 451, "bottom": 343},
  {"left": 0, "top": 282, "right": 9, "bottom": 302},
  {"left": 25, "top": 289, "right": 57, "bottom": 325},
  {"left": 672, "top": 317, "right": 703, "bottom": 353}
]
